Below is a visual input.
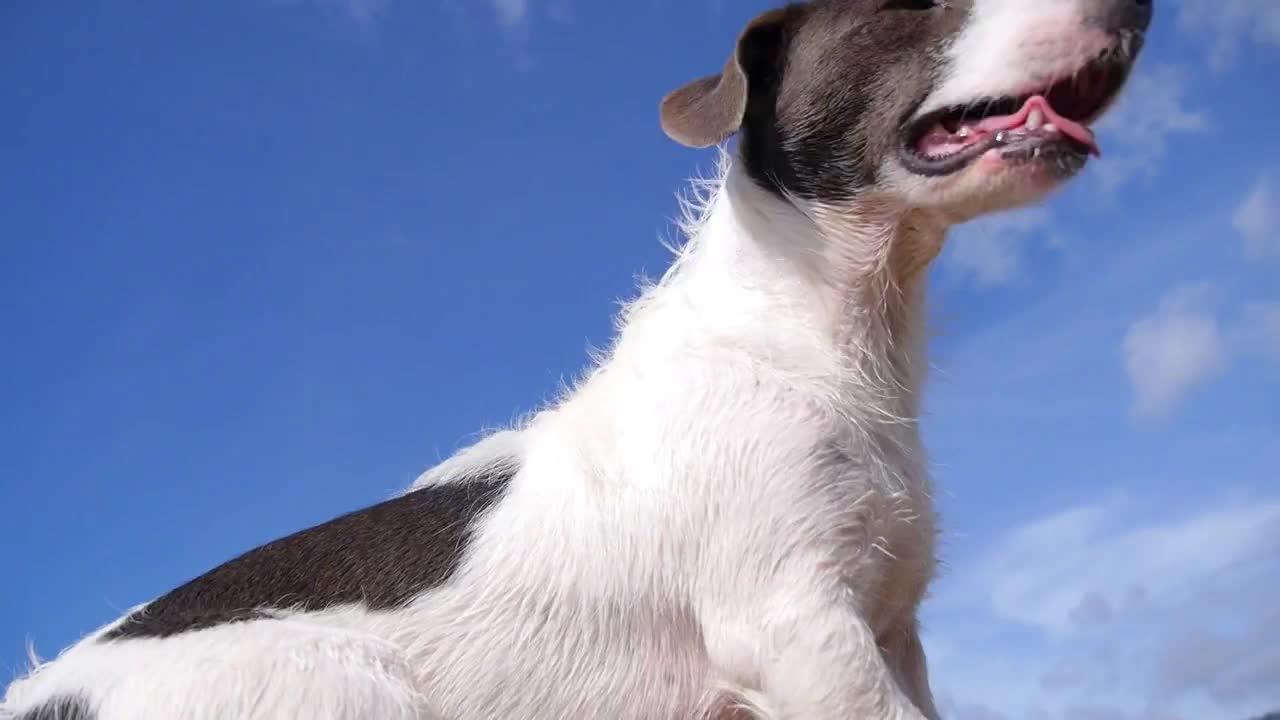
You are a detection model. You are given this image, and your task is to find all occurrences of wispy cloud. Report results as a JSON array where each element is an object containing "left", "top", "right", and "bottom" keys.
[
  {"left": 1242, "top": 302, "right": 1280, "bottom": 362},
  {"left": 334, "top": 0, "right": 390, "bottom": 26},
  {"left": 928, "top": 495, "right": 1280, "bottom": 719},
  {"left": 947, "top": 208, "right": 1052, "bottom": 286},
  {"left": 492, "top": 0, "right": 529, "bottom": 28},
  {"left": 1091, "top": 65, "right": 1209, "bottom": 192},
  {"left": 1157, "top": 613, "right": 1280, "bottom": 709},
  {"left": 923, "top": 15, "right": 1278, "bottom": 720},
  {"left": 946, "top": 66, "right": 1209, "bottom": 289},
  {"left": 487, "top": 0, "right": 573, "bottom": 70},
  {"left": 1123, "top": 284, "right": 1227, "bottom": 420},
  {"left": 1235, "top": 176, "right": 1279, "bottom": 261},
  {"left": 923, "top": 159, "right": 1280, "bottom": 713},
  {"left": 1178, "top": 0, "right": 1280, "bottom": 71},
  {"left": 979, "top": 498, "right": 1279, "bottom": 635}
]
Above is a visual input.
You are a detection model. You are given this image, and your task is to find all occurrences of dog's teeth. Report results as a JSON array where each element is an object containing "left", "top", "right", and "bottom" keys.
[
  {"left": 1026, "top": 108, "right": 1044, "bottom": 131},
  {"left": 995, "top": 131, "right": 1007, "bottom": 143},
  {"left": 1043, "top": 122, "right": 1058, "bottom": 134},
  {"left": 956, "top": 127, "right": 972, "bottom": 138}
]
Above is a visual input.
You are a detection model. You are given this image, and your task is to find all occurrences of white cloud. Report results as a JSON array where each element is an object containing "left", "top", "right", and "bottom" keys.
[
  {"left": 940, "top": 60, "right": 1223, "bottom": 309},
  {"left": 979, "top": 498, "right": 1280, "bottom": 635},
  {"left": 1234, "top": 177, "right": 1279, "bottom": 261},
  {"left": 1123, "top": 284, "right": 1226, "bottom": 420},
  {"left": 339, "top": 0, "right": 389, "bottom": 25},
  {"left": 920, "top": 117, "right": 1280, "bottom": 717},
  {"left": 485, "top": 0, "right": 555, "bottom": 71},
  {"left": 1242, "top": 302, "right": 1280, "bottom": 361},
  {"left": 948, "top": 207, "right": 1051, "bottom": 286},
  {"left": 1178, "top": 0, "right": 1280, "bottom": 71},
  {"left": 492, "top": 0, "right": 529, "bottom": 28},
  {"left": 946, "top": 67, "right": 1207, "bottom": 286},
  {"left": 1068, "top": 591, "right": 1114, "bottom": 627},
  {"left": 1260, "top": 305, "right": 1280, "bottom": 358},
  {"left": 928, "top": 496, "right": 1280, "bottom": 719},
  {"left": 1157, "top": 615, "right": 1280, "bottom": 708},
  {"left": 1092, "top": 66, "right": 1209, "bottom": 192}
]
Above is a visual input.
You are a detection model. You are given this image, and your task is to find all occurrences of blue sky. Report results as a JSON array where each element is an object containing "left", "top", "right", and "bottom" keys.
[{"left": 1, "top": 2, "right": 1277, "bottom": 719}]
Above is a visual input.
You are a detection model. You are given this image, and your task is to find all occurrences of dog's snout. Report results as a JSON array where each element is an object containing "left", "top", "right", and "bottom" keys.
[{"left": 1088, "top": 0, "right": 1153, "bottom": 35}]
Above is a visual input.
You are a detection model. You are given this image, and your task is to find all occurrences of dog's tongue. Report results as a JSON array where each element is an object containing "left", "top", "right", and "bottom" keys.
[
  {"left": 977, "top": 95, "right": 1100, "bottom": 157},
  {"left": 919, "top": 95, "right": 1101, "bottom": 158}
]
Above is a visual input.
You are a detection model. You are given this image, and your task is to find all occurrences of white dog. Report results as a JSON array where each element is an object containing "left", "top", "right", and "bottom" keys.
[{"left": 2, "top": 1, "right": 1151, "bottom": 718}]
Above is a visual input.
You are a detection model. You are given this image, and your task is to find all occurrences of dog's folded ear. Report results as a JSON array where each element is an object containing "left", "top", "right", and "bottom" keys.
[{"left": 660, "top": 7, "right": 796, "bottom": 148}]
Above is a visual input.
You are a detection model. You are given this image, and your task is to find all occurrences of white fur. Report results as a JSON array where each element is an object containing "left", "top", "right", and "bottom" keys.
[
  {"left": 886, "top": 0, "right": 1125, "bottom": 221},
  {"left": 925, "top": 0, "right": 1114, "bottom": 117},
  {"left": 3, "top": 609, "right": 426, "bottom": 720},
  {"left": 2, "top": 2, "right": 1133, "bottom": 717},
  {"left": 411, "top": 429, "right": 524, "bottom": 490},
  {"left": 2, "top": 159, "right": 946, "bottom": 720}
]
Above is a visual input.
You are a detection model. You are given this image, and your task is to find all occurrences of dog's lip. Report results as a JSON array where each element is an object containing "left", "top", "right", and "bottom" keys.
[
  {"left": 897, "top": 40, "right": 1138, "bottom": 177},
  {"left": 897, "top": 128, "right": 1002, "bottom": 177},
  {"left": 991, "top": 132, "right": 1091, "bottom": 177}
]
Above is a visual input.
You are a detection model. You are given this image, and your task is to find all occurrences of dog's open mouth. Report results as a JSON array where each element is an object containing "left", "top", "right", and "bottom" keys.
[{"left": 900, "top": 48, "right": 1134, "bottom": 177}]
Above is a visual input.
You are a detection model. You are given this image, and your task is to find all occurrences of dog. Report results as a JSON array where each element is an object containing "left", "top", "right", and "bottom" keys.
[{"left": 1, "top": 1, "right": 1151, "bottom": 718}]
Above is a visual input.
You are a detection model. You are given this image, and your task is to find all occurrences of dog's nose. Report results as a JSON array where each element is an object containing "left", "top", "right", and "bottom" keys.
[{"left": 1089, "top": 0, "right": 1153, "bottom": 34}]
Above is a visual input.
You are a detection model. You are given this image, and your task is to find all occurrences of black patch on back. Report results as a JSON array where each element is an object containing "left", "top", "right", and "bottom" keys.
[
  {"left": 101, "top": 471, "right": 513, "bottom": 640},
  {"left": 16, "top": 696, "right": 95, "bottom": 720}
]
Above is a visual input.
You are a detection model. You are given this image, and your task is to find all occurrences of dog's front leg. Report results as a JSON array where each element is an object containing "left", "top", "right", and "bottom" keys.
[{"left": 704, "top": 579, "right": 929, "bottom": 720}]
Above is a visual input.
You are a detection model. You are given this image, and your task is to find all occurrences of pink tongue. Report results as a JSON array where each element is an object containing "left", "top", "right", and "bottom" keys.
[{"left": 976, "top": 95, "right": 1100, "bottom": 157}]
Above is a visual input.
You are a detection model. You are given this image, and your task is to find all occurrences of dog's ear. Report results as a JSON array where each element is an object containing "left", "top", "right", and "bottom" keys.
[{"left": 660, "top": 8, "right": 794, "bottom": 148}]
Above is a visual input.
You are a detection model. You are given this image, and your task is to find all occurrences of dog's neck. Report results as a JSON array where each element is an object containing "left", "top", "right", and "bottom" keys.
[{"left": 620, "top": 161, "right": 947, "bottom": 426}]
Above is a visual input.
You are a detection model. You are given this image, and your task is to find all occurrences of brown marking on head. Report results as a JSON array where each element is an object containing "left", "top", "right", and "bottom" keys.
[
  {"left": 659, "top": 7, "right": 796, "bottom": 149},
  {"left": 661, "top": 1, "right": 970, "bottom": 202},
  {"left": 659, "top": 0, "right": 1150, "bottom": 216}
]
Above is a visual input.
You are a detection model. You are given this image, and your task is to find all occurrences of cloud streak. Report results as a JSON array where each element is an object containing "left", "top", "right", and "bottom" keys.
[
  {"left": 337, "top": 0, "right": 389, "bottom": 25},
  {"left": 1092, "top": 65, "right": 1209, "bottom": 192},
  {"left": 980, "top": 498, "right": 1280, "bottom": 634},
  {"left": 928, "top": 495, "right": 1280, "bottom": 719},
  {"left": 922, "top": 163, "right": 1280, "bottom": 719},
  {"left": 1242, "top": 302, "right": 1280, "bottom": 362},
  {"left": 1178, "top": 0, "right": 1280, "bottom": 71},
  {"left": 947, "top": 208, "right": 1052, "bottom": 286},
  {"left": 492, "top": 0, "right": 529, "bottom": 28},
  {"left": 1124, "top": 284, "right": 1226, "bottom": 420},
  {"left": 1235, "top": 176, "right": 1279, "bottom": 261},
  {"left": 945, "top": 67, "right": 1210, "bottom": 289}
]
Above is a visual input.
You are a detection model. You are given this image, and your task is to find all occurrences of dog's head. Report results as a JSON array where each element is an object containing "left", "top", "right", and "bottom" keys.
[{"left": 661, "top": 0, "right": 1151, "bottom": 222}]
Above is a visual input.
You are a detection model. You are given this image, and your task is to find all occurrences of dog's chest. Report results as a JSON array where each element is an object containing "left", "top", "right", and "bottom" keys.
[
  {"left": 605, "top": 343, "right": 938, "bottom": 620},
  {"left": 805, "top": 402, "right": 938, "bottom": 627}
]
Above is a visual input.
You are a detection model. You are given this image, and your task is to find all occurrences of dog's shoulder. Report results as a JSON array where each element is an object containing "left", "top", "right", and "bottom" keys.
[
  {"left": 409, "top": 429, "right": 524, "bottom": 492},
  {"left": 101, "top": 466, "right": 516, "bottom": 641}
]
